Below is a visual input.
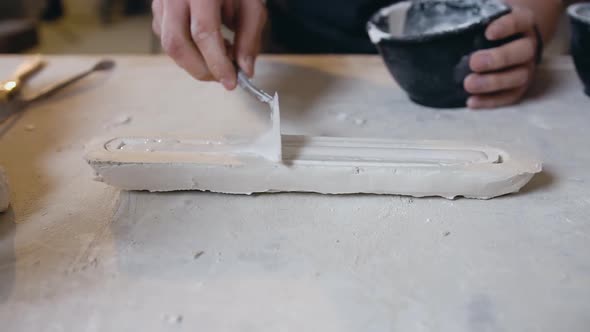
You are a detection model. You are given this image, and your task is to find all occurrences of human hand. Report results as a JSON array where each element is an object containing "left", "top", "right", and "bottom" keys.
[
  {"left": 464, "top": 6, "right": 541, "bottom": 109},
  {"left": 152, "top": 0, "right": 267, "bottom": 90}
]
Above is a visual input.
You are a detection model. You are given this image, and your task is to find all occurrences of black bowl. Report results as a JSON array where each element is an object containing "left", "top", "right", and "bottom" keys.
[
  {"left": 367, "top": 0, "right": 512, "bottom": 108},
  {"left": 568, "top": 3, "right": 590, "bottom": 97}
]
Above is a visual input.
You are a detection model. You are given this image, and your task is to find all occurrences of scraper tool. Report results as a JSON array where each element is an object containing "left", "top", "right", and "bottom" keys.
[{"left": 236, "top": 68, "right": 282, "bottom": 162}]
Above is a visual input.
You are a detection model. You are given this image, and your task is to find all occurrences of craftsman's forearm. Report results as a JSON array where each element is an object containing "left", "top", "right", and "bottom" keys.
[{"left": 503, "top": 0, "right": 563, "bottom": 42}]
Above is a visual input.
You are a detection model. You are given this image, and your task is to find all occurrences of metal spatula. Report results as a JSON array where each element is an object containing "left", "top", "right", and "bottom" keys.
[
  {"left": 0, "top": 58, "right": 115, "bottom": 124},
  {"left": 236, "top": 67, "right": 282, "bottom": 162}
]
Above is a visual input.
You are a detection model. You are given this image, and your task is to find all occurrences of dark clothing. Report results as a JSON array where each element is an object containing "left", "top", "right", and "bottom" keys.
[
  {"left": 0, "top": 2, "right": 26, "bottom": 19},
  {"left": 266, "top": 0, "right": 398, "bottom": 54},
  {"left": 42, "top": 0, "right": 64, "bottom": 22}
]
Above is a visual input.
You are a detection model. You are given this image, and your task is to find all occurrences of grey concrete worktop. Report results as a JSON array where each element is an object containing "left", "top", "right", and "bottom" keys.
[{"left": 0, "top": 55, "right": 588, "bottom": 331}]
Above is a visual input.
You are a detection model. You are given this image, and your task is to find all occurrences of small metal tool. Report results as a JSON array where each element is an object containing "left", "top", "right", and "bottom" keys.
[
  {"left": 0, "top": 58, "right": 115, "bottom": 123},
  {"left": 235, "top": 67, "right": 282, "bottom": 162},
  {"left": 0, "top": 56, "right": 45, "bottom": 104},
  {"left": 236, "top": 68, "right": 274, "bottom": 104}
]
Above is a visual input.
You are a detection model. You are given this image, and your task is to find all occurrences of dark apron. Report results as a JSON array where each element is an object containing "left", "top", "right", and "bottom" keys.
[{"left": 266, "top": 0, "right": 399, "bottom": 53}]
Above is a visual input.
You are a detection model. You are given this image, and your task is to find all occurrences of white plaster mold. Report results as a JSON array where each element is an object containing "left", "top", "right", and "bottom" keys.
[{"left": 85, "top": 135, "right": 541, "bottom": 199}]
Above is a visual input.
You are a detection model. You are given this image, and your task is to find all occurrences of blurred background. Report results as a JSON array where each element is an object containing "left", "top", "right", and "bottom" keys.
[
  {"left": 0, "top": 0, "right": 571, "bottom": 55},
  {"left": 0, "top": 0, "right": 156, "bottom": 54}
]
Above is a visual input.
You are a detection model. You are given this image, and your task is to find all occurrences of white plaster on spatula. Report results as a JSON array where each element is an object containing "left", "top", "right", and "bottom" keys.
[
  {"left": 0, "top": 167, "right": 10, "bottom": 212},
  {"left": 243, "top": 93, "right": 281, "bottom": 162},
  {"left": 85, "top": 135, "right": 542, "bottom": 199}
]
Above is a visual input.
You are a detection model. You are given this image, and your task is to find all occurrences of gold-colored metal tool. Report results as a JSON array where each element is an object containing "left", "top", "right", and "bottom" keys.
[{"left": 0, "top": 57, "right": 115, "bottom": 123}]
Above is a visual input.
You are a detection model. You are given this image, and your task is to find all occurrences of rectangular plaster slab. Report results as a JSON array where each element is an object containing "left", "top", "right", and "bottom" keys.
[{"left": 85, "top": 135, "right": 542, "bottom": 199}]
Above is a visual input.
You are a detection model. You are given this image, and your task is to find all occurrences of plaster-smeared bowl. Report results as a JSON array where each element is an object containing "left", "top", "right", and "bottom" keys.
[
  {"left": 367, "top": 0, "right": 511, "bottom": 108},
  {"left": 568, "top": 3, "right": 590, "bottom": 97}
]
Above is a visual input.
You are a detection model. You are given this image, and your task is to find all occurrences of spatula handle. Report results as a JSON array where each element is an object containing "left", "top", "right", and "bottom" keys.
[{"left": 11, "top": 56, "right": 45, "bottom": 83}]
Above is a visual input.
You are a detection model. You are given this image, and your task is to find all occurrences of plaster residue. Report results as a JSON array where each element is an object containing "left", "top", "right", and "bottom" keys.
[
  {"left": 354, "top": 118, "right": 367, "bottom": 126},
  {"left": 368, "top": 0, "right": 508, "bottom": 43},
  {"left": 164, "top": 314, "right": 183, "bottom": 324},
  {"left": 336, "top": 113, "right": 349, "bottom": 121},
  {"left": 104, "top": 115, "right": 133, "bottom": 129},
  {"left": 403, "top": 0, "right": 508, "bottom": 36},
  {"left": 569, "top": 3, "right": 590, "bottom": 24},
  {"left": 244, "top": 93, "right": 282, "bottom": 162}
]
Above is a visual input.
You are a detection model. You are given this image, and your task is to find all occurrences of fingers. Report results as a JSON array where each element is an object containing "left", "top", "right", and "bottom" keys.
[
  {"left": 467, "top": 86, "right": 528, "bottom": 109},
  {"left": 160, "top": 1, "right": 213, "bottom": 81},
  {"left": 470, "top": 37, "right": 536, "bottom": 72},
  {"left": 189, "top": 0, "right": 236, "bottom": 90},
  {"left": 222, "top": 0, "right": 238, "bottom": 30},
  {"left": 465, "top": 65, "right": 530, "bottom": 94},
  {"left": 466, "top": 6, "right": 539, "bottom": 109},
  {"left": 234, "top": 0, "right": 267, "bottom": 77},
  {"left": 466, "top": 61, "right": 534, "bottom": 110},
  {"left": 155, "top": 0, "right": 264, "bottom": 89},
  {"left": 486, "top": 6, "right": 535, "bottom": 40}
]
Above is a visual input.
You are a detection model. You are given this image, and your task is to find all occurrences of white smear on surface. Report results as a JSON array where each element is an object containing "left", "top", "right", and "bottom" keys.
[
  {"left": 25, "top": 124, "right": 36, "bottom": 131},
  {"left": 528, "top": 115, "right": 553, "bottom": 130},
  {"left": 104, "top": 115, "right": 132, "bottom": 129},
  {"left": 336, "top": 113, "right": 349, "bottom": 121},
  {"left": 336, "top": 113, "right": 366, "bottom": 126},
  {"left": 354, "top": 118, "right": 367, "bottom": 126},
  {"left": 242, "top": 93, "right": 282, "bottom": 162},
  {"left": 163, "top": 314, "right": 183, "bottom": 324}
]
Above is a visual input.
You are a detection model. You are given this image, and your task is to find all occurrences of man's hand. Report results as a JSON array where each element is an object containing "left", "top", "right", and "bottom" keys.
[
  {"left": 464, "top": 6, "right": 539, "bottom": 109},
  {"left": 152, "top": 0, "right": 267, "bottom": 90}
]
